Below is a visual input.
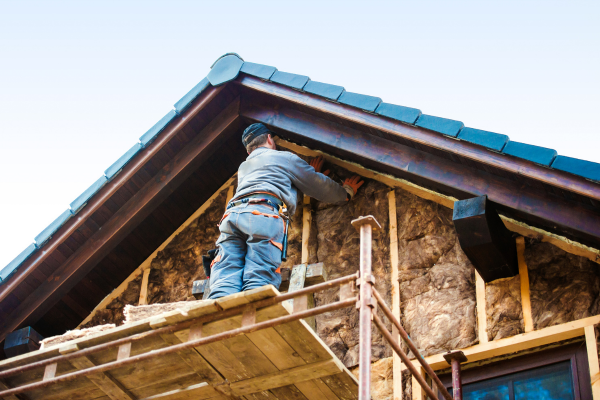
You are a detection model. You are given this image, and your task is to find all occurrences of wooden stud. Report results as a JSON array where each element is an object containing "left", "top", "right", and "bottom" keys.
[
  {"left": 411, "top": 366, "right": 427, "bottom": 400},
  {"left": 585, "top": 325, "right": 600, "bottom": 399},
  {"left": 388, "top": 189, "right": 403, "bottom": 400},
  {"left": 138, "top": 268, "right": 151, "bottom": 306},
  {"left": 302, "top": 195, "right": 312, "bottom": 263},
  {"left": 78, "top": 174, "right": 238, "bottom": 328},
  {"left": 475, "top": 270, "right": 488, "bottom": 344},
  {"left": 43, "top": 362, "right": 57, "bottom": 381},
  {"left": 286, "top": 264, "right": 307, "bottom": 309},
  {"left": 276, "top": 137, "right": 600, "bottom": 265},
  {"left": 225, "top": 185, "right": 235, "bottom": 210},
  {"left": 517, "top": 236, "right": 534, "bottom": 332},
  {"left": 117, "top": 342, "right": 131, "bottom": 361},
  {"left": 293, "top": 294, "right": 309, "bottom": 314}
]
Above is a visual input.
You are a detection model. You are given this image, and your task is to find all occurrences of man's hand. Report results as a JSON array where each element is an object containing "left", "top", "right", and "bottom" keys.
[
  {"left": 343, "top": 176, "right": 364, "bottom": 199},
  {"left": 309, "top": 156, "right": 330, "bottom": 176}
]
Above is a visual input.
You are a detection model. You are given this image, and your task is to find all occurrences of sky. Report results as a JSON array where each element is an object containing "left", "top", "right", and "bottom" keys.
[{"left": 0, "top": 0, "right": 599, "bottom": 269}]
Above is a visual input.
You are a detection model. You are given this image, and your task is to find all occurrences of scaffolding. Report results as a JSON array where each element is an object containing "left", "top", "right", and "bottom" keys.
[{"left": 0, "top": 216, "right": 465, "bottom": 400}]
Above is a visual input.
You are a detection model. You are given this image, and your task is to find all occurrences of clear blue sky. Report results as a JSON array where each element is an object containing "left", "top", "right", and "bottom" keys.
[{"left": 1, "top": 0, "right": 599, "bottom": 269}]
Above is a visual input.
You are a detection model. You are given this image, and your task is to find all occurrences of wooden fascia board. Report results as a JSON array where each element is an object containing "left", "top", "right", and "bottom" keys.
[
  {"left": 420, "top": 314, "right": 600, "bottom": 371},
  {"left": 0, "top": 84, "right": 227, "bottom": 306},
  {"left": 236, "top": 75, "right": 600, "bottom": 203},
  {"left": 0, "top": 98, "right": 241, "bottom": 344},
  {"left": 241, "top": 101, "right": 600, "bottom": 247}
]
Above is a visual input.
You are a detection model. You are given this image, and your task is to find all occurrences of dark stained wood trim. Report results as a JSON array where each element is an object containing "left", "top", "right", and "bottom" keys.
[
  {"left": 240, "top": 101, "right": 600, "bottom": 246},
  {"left": 0, "top": 85, "right": 227, "bottom": 306},
  {"left": 0, "top": 98, "right": 241, "bottom": 343},
  {"left": 236, "top": 75, "right": 600, "bottom": 203}
]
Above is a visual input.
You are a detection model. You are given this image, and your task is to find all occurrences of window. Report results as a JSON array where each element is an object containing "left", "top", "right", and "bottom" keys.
[{"left": 438, "top": 343, "right": 592, "bottom": 400}]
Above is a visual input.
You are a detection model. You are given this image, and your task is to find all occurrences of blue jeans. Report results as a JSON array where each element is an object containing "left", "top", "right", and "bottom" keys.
[{"left": 208, "top": 203, "right": 284, "bottom": 299}]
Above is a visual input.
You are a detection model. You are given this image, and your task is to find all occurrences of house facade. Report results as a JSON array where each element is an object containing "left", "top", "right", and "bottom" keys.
[{"left": 1, "top": 53, "right": 600, "bottom": 400}]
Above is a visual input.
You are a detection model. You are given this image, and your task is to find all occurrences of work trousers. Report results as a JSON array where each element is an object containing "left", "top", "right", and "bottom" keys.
[{"left": 207, "top": 203, "right": 284, "bottom": 299}]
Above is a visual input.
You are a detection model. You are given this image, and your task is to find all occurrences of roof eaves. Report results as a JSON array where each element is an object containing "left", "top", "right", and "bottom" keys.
[
  {"left": 240, "top": 62, "right": 277, "bottom": 80},
  {"left": 458, "top": 127, "right": 509, "bottom": 152},
  {"left": 140, "top": 110, "right": 178, "bottom": 148},
  {"left": 502, "top": 141, "right": 557, "bottom": 166},
  {"left": 0, "top": 243, "right": 37, "bottom": 283},
  {"left": 104, "top": 142, "right": 143, "bottom": 180},
  {"left": 552, "top": 156, "right": 600, "bottom": 183},
  {"left": 415, "top": 114, "right": 464, "bottom": 137},
  {"left": 270, "top": 71, "right": 310, "bottom": 91},
  {"left": 174, "top": 77, "right": 211, "bottom": 114},
  {"left": 34, "top": 209, "right": 73, "bottom": 247},
  {"left": 69, "top": 175, "right": 109, "bottom": 213},
  {"left": 375, "top": 103, "right": 421, "bottom": 124},
  {"left": 303, "top": 81, "right": 345, "bottom": 101},
  {"left": 338, "top": 91, "right": 381, "bottom": 112}
]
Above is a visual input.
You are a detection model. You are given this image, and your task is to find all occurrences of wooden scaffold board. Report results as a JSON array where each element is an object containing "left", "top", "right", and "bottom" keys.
[{"left": 0, "top": 285, "right": 358, "bottom": 400}]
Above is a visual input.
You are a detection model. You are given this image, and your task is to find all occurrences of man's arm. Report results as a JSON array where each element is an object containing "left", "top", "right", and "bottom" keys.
[{"left": 286, "top": 154, "right": 361, "bottom": 203}]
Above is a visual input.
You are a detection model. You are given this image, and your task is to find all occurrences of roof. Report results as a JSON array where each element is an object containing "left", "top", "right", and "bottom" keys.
[
  {"left": 3, "top": 52, "right": 599, "bottom": 285},
  {"left": 1, "top": 52, "right": 599, "bottom": 344}
]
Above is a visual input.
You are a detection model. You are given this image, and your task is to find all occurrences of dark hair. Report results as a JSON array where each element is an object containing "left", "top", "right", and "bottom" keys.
[{"left": 246, "top": 133, "right": 269, "bottom": 153}]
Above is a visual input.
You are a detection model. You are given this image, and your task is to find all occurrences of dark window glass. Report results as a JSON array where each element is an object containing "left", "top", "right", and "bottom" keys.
[
  {"left": 438, "top": 343, "right": 591, "bottom": 400},
  {"left": 460, "top": 362, "right": 574, "bottom": 400}
]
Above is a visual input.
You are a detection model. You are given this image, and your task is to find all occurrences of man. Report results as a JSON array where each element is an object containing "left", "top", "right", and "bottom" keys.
[{"left": 207, "top": 123, "right": 364, "bottom": 299}]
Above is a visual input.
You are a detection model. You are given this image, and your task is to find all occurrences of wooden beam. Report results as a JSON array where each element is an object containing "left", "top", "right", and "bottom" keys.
[
  {"left": 274, "top": 138, "right": 600, "bottom": 265},
  {"left": 243, "top": 101, "right": 600, "bottom": 247},
  {"left": 0, "top": 98, "right": 241, "bottom": 343},
  {"left": 0, "top": 84, "right": 227, "bottom": 306},
  {"left": 585, "top": 325, "right": 600, "bottom": 399},
  {"left": 138, "top": 269, "right": 151, "bottom": 306},
  {"left": 239, "top": 75, "right": 600, "bottom": 208},
  {"left": 475, "top": 270, "right": 488, "bottom": 344},
  {"left": 229, "top": 359, "right": 342, "bottom": 396},
  {"left": 411, "top": 366, "right": 427, "bottom": 400},
  {"left": 139, "top": 382, "right": 218, "bottom": 400},
  {"left": 278, "top": 262, "right": 327, "bottom": 292},
  {"left": 301, "top": 195, "right": 312, "bottom": 263},
  {"left": 387, "top": 190, "right": 403, "bottom": 400},
  {"left": 0, "top": 379, "right": 24, "bottom": 400},
  {"left": 516, "top": 237, "right": 534, "bottom": 333},
  {"left": 419, "top": 314, "right": 600, "bottom": 370},
  {"left": 78, "top": 174, "right": 237, "bottom": 328},
  {"left": 59, "top": 343, "right": 136, "bottom": 400}
]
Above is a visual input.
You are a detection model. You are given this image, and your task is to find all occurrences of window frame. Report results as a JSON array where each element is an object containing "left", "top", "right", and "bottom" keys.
[{"left": 437, "top": 342, "right": 592, "bottom": 399}]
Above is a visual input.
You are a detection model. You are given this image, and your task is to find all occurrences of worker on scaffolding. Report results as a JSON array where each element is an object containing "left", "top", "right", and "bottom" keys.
[{"left": 206, "top": 122, "right": 364, "bottom": 299}]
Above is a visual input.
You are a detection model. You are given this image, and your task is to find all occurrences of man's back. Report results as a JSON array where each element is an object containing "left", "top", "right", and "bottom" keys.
[{"left": 236, "top": 147, "right": 347, "bottom": 215}]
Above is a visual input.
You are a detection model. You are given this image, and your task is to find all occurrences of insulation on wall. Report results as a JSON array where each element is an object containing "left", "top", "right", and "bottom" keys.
[
  {"left": 396, "top": 189, "right": 477, "bottom": 357},
  {"left": 525, "top": 239, "right": 600, "bottom": 329},
  {"left": 485, "top": 275, "right": 523, "bottom": 340},
  {"left": 80, "top": 275, "right": 142, "bottom": 328},
  {"left": 310, "top": 162, "right": 393, "bottom": 368}
]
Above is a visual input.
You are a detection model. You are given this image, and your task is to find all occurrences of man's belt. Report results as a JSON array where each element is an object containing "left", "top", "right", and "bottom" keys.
[{"left": 226, "top": 193, "right": 284, "bottom": 210}]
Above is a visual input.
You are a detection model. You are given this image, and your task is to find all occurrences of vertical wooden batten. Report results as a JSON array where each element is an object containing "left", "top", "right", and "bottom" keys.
[
  {"left": 475, "top": 270, "right": 488, "bottom": 344},
  {"left": 585, "top": 325, "right": 600, "bottom": 399},
  {"left": 388, "top": 190, "right": 403, "bottom": 400},
  {"left": 301, "top": 194, "right": 316, "bottom": 329},
  {"left": 138, "top": 268, "right": 151, "bottom": 306},
  {"left": 516, "top": 237, "right": 534, "bottom": 332}
]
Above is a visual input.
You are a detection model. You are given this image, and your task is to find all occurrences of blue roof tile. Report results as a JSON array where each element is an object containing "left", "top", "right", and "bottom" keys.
[
  {"left": 552, "top": 156, "right": 600, "bottom": 182},
  {"left": 502, "top": 141, "right": 557, "bottom": 166},
  {"left": 34, "top": 209, "right": 73, "bottom": 246},
  {"left": 174, "top": 77, "right": 210, "bottom": 114},
  {"left": 375, "top": 103, "right": 422, "bottom": 124},
  {"left": 338, "top": 91, "right": 382, "bottom": 112},
  {"left": 139, "top": 110, "right": 177, "bottom": 147},
  {"left": 270, "top": 71, "right": 309, "bottom": 90},
  {"left": 415, "top": 115, "right": 464, "bottom": 137},
  {"left": 458, "top": 127, "right": 509, "bottom": 152},
  {"left": 0, "top": 243, "right": 36, "bottom": 282},
  {"left": 70, "top": 175, "right": 109, "bottom": 213},
  {"left": 207, "top": 54, "right": 244, "bottom": 86},
  {"left": 241, "top": 62, "right": 277, "bottom": 80},
  {"left": 104, "top": 143, "right": 142, "bottom": 179},
  {"left": 304, "top": 81, "right": 345, "bottom": 101}
]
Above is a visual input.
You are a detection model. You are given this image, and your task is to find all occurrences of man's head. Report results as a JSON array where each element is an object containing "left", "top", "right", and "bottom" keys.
[{"left": 242, "top": 123, "right": 276, "bottom": 154}]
